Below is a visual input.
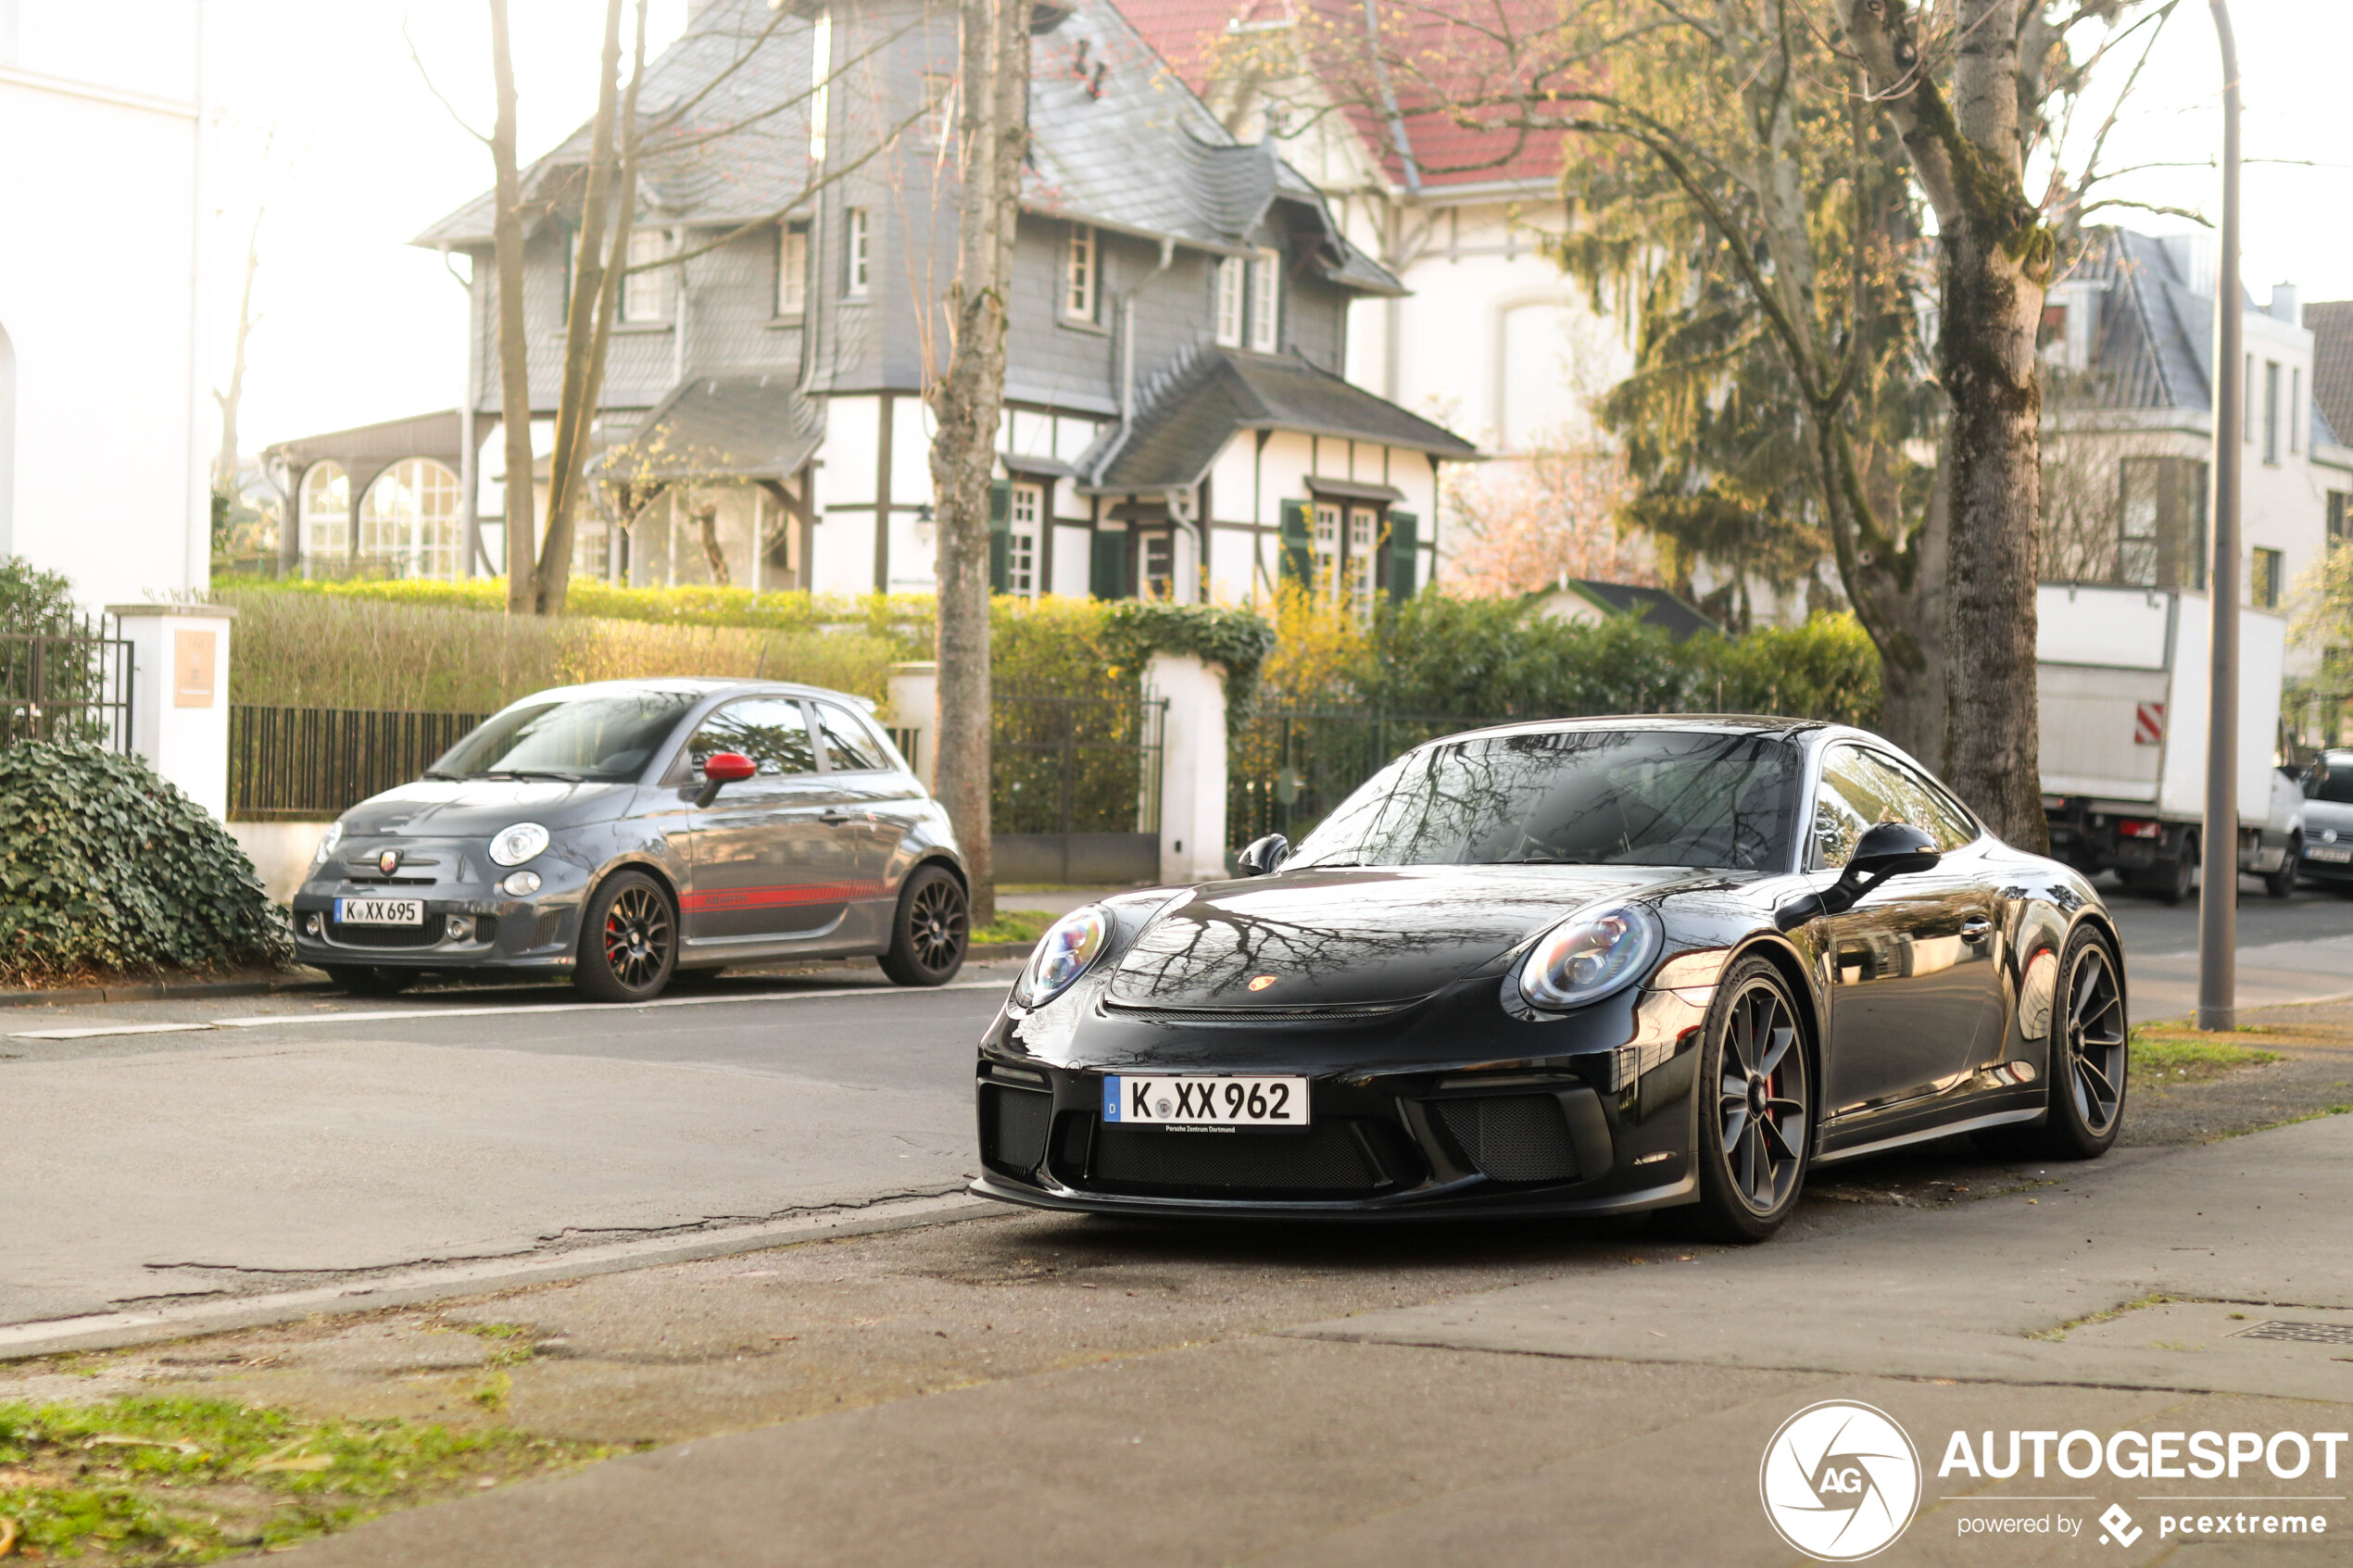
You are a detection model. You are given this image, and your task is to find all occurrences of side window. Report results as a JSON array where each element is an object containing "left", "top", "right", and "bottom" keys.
[
  {"left": 688, "top": 698, "right": 816, "bottom": 777},
  {"left": 1813, "top": 746, "right": 1972, "bottom": 868},
  {"left": 814, "top": 703, "right": 887, "bottom": 772}
]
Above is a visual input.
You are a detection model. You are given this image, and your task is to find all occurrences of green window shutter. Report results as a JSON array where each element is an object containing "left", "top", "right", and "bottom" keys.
[
  {"left": 988, "top": 479, "right": 1013, "bottom": 593},
  {"left": 1387, "top": 509, "right": 1418, "bottom": 601},
  {"left": 1278, "top": 499, "right": 1313, "bottom": 590},
  {"left": 1089, "top": 527, "right": 1130, "bottom": 599},
  {"left": 988, "top": 478, "right": 1012, "bottom": 528}
]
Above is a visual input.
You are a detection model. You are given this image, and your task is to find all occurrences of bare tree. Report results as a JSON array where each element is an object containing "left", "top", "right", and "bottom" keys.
[
  {"left": 486, "top": 0, "right": 539, "bottom": 616},
  {"left": 923, "top": 0, "right": 1029, "bottom": 929},
  {"left": 212, "top": 207, "right": 263, "bottom": 500}
]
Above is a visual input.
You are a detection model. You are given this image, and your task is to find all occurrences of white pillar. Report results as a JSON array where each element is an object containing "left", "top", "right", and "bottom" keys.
[
  {"left": 887, "top": 660, "right": 938, "bottom": 792},
  {"left": 1147, "top": 649, "right": 1228, "bottom": 884},
  {"left": 107, "top": 602, "right": 235, "bottom": 819}
]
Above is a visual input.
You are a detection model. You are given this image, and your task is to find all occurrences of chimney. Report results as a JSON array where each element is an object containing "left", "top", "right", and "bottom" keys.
[{"left": 2271, "top": 282, "right": 2300, "bottom": 325}]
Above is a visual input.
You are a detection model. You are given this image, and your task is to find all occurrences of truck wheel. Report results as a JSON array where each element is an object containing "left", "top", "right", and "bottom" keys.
[
  {"left": 2265, "top": 835, "right": 2300, "bottom": 899},
  {"left": 2141, "top": 834, "right": 2196, "bottom": 905}
]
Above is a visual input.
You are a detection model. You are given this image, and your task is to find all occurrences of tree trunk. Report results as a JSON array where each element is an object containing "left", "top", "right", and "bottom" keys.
[
  {"left": 925, "top": 0, "right": 1028, "bottom": 929},
  {"left": 212, "top": 209, "right": 261, "bottom": 497},
  {"left": 488, "top": 0, "right": 538, "bottom": 615},
  {"left": 1873, "top": 451, "right": 1949, "bottom": 773}
]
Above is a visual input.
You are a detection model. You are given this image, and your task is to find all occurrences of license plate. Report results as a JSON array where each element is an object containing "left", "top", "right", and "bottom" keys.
[
  {"left": 335, "top": 897, "right": 425, "bottom": 926},
  {"left": 1102, "top": 1074, "right": 1309, "bottom": 1128},
  {"left": 2309, "top": 846, "right": 2353, "bottom": 864}
]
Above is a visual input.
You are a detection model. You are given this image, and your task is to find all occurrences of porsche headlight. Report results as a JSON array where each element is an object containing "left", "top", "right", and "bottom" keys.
[
  {"left": 488, "top": 822, "right": 550, "bottom": 867},
  {"left": 1016, "top": 905, "right": 1111, "bottom": 1007},
  {"left": 1517, "top": 903, "right": 1662, "bottom": 1011},
  {"left": 310, "top": 822, "right": 343, "bottom": 867}
]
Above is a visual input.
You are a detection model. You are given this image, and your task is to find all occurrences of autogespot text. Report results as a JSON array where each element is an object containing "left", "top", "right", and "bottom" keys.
[{"left": 1939, "top": 1427, "right": 2349, "bottom": 1480}]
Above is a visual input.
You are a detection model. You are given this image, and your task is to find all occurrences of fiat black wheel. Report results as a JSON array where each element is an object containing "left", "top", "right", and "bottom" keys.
[
  {"left": 2032, "top": 926, "right": 2128, "bottom": 1159},
  {"left": 879, "top": 863, "right": 967, "bottom": 986},
  {"left": 575, "top": 871, "right": 676, "bottom": 1003},
  {"left": 1684, "top": 956, "right": 1811, "bottom": 1244}
]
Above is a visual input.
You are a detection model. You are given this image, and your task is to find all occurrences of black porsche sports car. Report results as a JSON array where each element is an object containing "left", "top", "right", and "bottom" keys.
[{"left": 971, "top": 717, "right": 2128, "bottom": 1241}]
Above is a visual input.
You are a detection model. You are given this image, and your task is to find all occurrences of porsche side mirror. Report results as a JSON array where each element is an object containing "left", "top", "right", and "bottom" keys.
[
  {"left": 1237, "top": 833, "right": 1290, "bottom": 877},
  {"left": 1774, "top": 822, "right": 1941, "bottom": 930},
  {"left": 697, "top": 750, "right": 757, "bottom": 807}
]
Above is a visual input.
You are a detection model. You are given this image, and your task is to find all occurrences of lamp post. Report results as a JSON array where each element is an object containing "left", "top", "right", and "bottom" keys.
[{"left": 2197, "top": 0, "right": 2243, "bottom": 1034}]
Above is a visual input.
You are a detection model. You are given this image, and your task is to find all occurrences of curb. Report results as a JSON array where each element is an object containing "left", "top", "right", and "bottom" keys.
[
  {"left": 0, "top": 971, "right": 333, "bottom": 1010},
  {"left": 0, "top": 1193, "right": 1002, "bottom": 1362}
]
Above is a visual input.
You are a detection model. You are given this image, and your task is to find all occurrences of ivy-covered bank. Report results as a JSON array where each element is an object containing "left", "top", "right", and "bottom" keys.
[{"left": 0, "top": 743, "right": 289, "bottom": 987}]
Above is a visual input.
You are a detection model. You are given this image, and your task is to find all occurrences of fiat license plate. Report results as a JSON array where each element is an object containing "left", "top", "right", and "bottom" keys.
[
  {"left": 1102, "top": 1074, "right": 1309, "bottom": 1129},
  {"left": 335, "top": 897, "right": 424, "bottom": 926}
]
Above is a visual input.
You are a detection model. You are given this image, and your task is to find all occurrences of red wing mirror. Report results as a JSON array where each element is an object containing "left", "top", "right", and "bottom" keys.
[{"left": 703, "top": 751, "right": 757, "bottom": 784}]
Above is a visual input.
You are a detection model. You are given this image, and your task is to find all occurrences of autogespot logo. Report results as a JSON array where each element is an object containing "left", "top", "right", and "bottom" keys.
[{"left": 1761, "top": 1400, "right": 1924, "bottom": 1561}]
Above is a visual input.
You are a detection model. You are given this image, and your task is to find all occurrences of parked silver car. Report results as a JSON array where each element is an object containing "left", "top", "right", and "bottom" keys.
[
  {"left": 289, "top": 679, "right": 970, "bottom": 1000},
  {"left": 2302, "top": 750, "right": 2353, "bottom": 890}
]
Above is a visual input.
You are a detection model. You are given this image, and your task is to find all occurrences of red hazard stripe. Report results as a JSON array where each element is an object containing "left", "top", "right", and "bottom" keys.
[{"left": 680, "top": 882, "right": 885, "bottom": 913}]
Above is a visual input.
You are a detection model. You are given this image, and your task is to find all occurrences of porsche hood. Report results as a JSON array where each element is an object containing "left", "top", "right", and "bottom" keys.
[{"left": 1105, "top": 866, "right": 1688, "bottom": 1010}]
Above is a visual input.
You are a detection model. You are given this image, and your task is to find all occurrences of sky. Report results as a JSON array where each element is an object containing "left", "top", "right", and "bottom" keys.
[{"left": 208, "top": 0, "right": 2353, "bottom": 455}]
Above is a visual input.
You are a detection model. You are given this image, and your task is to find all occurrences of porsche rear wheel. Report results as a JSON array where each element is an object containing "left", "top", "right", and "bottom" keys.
[
  {"left": 1685, "top": 956, "right": 1812, "bottom": 1244},
  {"left": 575, "top": 871, "right": 676, "bottom": 1003},
  {"left": 2030, "top": 926, "right": 2128, "bottom": 1160}
]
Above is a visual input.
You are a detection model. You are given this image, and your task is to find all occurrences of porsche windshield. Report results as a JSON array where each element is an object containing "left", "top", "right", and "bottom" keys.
[
  {"left": 1289, "top": 729, "right": 1803, "bottom": 872},
  {"left": 431, "top": 691, "right": 699, "bottom": 782}
]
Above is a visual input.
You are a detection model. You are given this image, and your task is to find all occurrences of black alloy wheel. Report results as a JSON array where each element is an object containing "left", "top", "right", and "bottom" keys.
[
  {"left": 575, "top": 871, "right": 677, "bottom": 1002},
  {"left": 322, "top": 963, "right": 418, "bottom": 997},
  {"left": 2032, "top": 927, "right": 2128, "bottom": 1159},
  {"left": 879, "top": 863, "right": 968, "bottom": 986},
  {"left": 1684, "top": 956, "right": 1811, "bottom": 1243},
  {"left": 2265, "top": 834, "right": 2300, "bottom": 899}
]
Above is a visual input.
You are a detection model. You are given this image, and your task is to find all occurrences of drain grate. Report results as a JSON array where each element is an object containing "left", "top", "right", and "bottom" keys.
[{"left": 2227, "top": 1320, "right": 2353, "bottom": 1345}]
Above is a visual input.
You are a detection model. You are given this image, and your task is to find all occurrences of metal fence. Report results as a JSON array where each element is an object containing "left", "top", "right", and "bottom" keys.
[
  {"left": 1228, "top": 706, "right": 1505, "bottom": 849},
  {"left": 993, "top": 691, "right": 1167, "bottom": 836},
  {"left": 231, "top": 706, "right": 486, "bottom": 822},
  {"left": 0, "top": 614, "right": 134, "bottom": 752}
]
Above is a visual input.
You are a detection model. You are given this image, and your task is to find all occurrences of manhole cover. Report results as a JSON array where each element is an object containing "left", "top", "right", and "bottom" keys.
[{"left": 2227, "top": 1320, "right": 2353, "bottom": 1345}]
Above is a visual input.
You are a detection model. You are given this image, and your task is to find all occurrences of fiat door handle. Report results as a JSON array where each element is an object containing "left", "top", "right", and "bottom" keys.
[
  {"left": 818, "top": 809, "right": 856, "bottom": 825},
  {"left": 1960, "top": 916, "right": 1994, "bottom": 944}
]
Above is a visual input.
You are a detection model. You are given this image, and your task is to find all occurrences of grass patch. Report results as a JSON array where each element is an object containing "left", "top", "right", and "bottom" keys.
[
  {"left": 973, "top": 909, "right": 1052, "bottom": 947},
  {"left": 2129, "top": 1025, "right": 2283, "bottom": 1086},
  {"left": 2030, "top": 1291, "right": 2183, "bottom": 1342},
  {"left": 0, "top": 1395, "right": 611, "bottom": 1563}
]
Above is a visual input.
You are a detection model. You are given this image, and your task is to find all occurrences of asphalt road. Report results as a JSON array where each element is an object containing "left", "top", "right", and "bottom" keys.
[{"left": 5, "top": 873, "right": 2352, "bottom": 1340}]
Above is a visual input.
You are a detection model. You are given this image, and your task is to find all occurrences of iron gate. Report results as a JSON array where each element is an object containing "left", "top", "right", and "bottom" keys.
[{"left": 0, "top": 614, "right": 134, "bottom": 752}]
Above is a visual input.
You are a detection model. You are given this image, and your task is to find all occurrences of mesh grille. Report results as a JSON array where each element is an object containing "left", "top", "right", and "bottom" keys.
[
  {"left": 326, "top": 916, "right": 446, "bottom": 949},
  {"left": 1101, "top": 998, "right": 1416, "bottom": 1026},
  {"left": 1086, "top": 1120, "right": 1410, "bottom": 1198},
  {"left": 980, "top": 1085, "right": 1053, "bottom": 1176},
  {"left": 1432, "top": 1095, "right": 1579, "bottom": 1184}
]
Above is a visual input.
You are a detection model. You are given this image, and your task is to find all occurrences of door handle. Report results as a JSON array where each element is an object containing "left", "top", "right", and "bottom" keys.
[
  {"left": 1960, "top": 916, "right": 1994, "bottom": 944},
  {"left": 818, "top": 809, "right": 856, "bottom": 825}
]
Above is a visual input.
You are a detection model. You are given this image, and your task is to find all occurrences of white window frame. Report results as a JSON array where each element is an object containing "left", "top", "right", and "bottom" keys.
[
  {"left": 1008, "top": 482, "right": 1044, "bottom": 596},
  {"left": 1312, "top": 500, "right": 1340, "bottom": 599},
  {"left": 809, "top": 9, "right": 832, "bottom": 164},
  {"left": 621, "top": 229, "right": 669, "bottom": 323},
  {"left": 1065, "top": 225, "right": 1097, "bottom": 321},
  {"left": 1139, "top": 530, "right": 1176, "bottom": 601},
  {"left": 1345, "top": 505, "right": 1378, "bottom": 621},
  {"left": 1214, "top": 256, "right": 1245, "bottom": 347},
  {"left": 776, "top": 221, "right": 809, "bottom": 316},
  {"left": 846, "top": 207, "right": 870, "bottom": 297},
  {"left": 1249, "top": 248, "right": 1280, "bottom": 352},
  {"left": 2291, "top": 366, "right": 2302, "bottom": 455}
]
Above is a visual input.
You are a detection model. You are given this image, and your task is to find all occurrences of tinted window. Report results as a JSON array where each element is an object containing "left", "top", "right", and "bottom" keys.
[
  {"left": 1814, "top": 746, "right": 1976, "bottom": 867},
  {"left": 2307, "top": 757, "right": 2353, "bottom": 805},
  {"left": 815, "top": 703, "right": 887, "bottom": 771},
  {"left": 1289, "top": 729, "right": 1802, "bottom": 872},
  {"left": 433, "top": 691, "right": 698, "bottom": 781},
  {"left": 688, "top": 698, "right": 815, "bottom": 776}
]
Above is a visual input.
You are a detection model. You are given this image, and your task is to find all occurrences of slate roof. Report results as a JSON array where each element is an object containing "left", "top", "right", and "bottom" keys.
[
  {"left": 1086, "top": 344, "right": 1476, "bottom": 489},
  {"left": 2309, "top": 300, "right": 2353, "bottom": 452},
  {"left": 415, "top": 0, "right": 1401, "bottom": 294},
  {"left": 1546, "top": 580, "right": 1718, "bottom": 643},
  {"left": 592, "top": 373, "right": 824, "bottom": 482}
]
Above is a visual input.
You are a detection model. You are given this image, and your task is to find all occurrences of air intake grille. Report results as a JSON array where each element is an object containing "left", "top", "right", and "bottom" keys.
[
  {"left": 980, "top": 1085, "right": 1053, "bottom": 1176},
  {"left": 1433, "top": 1094, "right": 1579, "bottom": 1184},
  {"left": 326, "top": 916, "right": 445, "bottom": 949},
  {"left": 1086, "top": 1120, "right": 1415, "bottom": 1199}
]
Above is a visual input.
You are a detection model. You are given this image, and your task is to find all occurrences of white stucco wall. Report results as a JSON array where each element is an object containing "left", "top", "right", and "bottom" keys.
[{"left": 0, "top": 4, "right": 208, "bottom": 608}]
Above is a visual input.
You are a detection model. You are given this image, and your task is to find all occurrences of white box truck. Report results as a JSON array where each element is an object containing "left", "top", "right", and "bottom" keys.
[{"left": 2037, "top": 583, "right": 2305, "bottom": 903}]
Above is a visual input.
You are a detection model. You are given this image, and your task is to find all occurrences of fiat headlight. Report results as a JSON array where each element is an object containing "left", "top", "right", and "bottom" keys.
[
  {"left": 310, "top": 822, "right": 344, "bottom": 867},
  {"left": 488, "top": 822, "right": 550, "bottom": 867},
  {"left": 1016, "top": 905, "right": 1111, "bottom": 1007},
  {"left": 1517, "top": 903, "right": 1662, "bottom": 1011}
]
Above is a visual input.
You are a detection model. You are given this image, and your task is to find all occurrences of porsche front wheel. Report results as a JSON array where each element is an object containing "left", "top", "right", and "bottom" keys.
[{"left": 1685, "top": 956, "right": 1812, "bottom": 1244}]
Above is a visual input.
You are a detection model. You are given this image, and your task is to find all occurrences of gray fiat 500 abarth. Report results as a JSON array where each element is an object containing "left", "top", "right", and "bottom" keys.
[{"left": 289, "top": 679, "right": 969, "bottom": 1001}]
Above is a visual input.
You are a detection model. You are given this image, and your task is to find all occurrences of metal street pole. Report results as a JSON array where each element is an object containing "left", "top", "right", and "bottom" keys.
[{"left": 2197, "top": 0, "right": 2243, "bottom": 1033}]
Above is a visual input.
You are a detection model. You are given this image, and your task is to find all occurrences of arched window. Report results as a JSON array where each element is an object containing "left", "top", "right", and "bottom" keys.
[
  {"left": 358, "top": 458, "right": 461, "bottom": 580},
  {"left": 299, "top": 462, "right": 350, "bottom": 566}
]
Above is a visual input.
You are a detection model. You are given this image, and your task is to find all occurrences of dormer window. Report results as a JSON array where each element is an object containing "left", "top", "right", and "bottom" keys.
[
  {"left": 846, "top": 207, "right": 870, "bottom": 297},
  {"left": 1249, "top": 248, "right": 1279, "bottom": 352},
  {"left": 777, "top": 220, "right": 808, "bottom": 316},
  {"left": 1214, "top": 257, "right": 1244, "bottom": 347},
  {"left": 621, "top": 229, "right": 669, "bottom": 323},
  {"left": 1065, "top": 225, "right": 1097, "bottom": 321}
]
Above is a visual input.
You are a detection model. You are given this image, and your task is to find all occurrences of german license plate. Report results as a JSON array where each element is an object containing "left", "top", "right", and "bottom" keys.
[
  {"left": 2309, "top": 846, "right": 2353, "bottom": 864},
  {"left": 335, "top": 897, "right": 424, "bottom": 926},
  {"left": 1102, "top": 1074, "right": 1309, "bottom": 1128}
]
